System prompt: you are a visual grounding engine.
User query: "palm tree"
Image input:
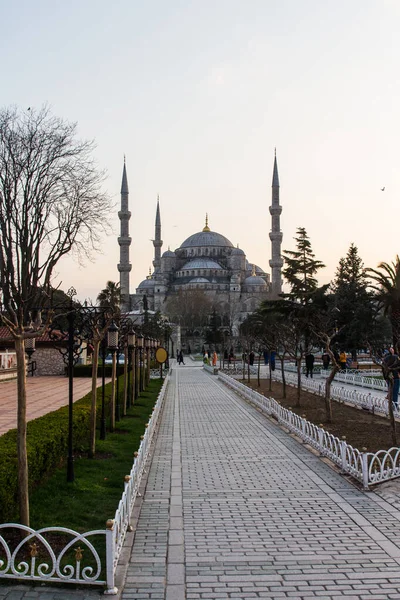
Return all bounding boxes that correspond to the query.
[97,281,121,316]
[368,255,400,351]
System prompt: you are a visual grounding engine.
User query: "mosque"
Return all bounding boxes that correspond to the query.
[117,153,283,341]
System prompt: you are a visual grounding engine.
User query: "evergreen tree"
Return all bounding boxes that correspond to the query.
[282,227,325,304]
[205,309,222,348]
[331,244,374,354]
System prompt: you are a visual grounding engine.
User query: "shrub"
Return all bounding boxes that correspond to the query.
[0,383,111,522]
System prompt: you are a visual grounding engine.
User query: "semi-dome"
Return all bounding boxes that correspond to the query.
[244,275,267,287]
[246,261,263,274]
[137,278,155,289]
[162,249,175,258]
[231,247,245,255]
[180,230,234,249]
[181,259,223,270]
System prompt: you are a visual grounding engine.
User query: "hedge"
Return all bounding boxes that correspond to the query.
[73,364,114,377]
[0,381,113,523]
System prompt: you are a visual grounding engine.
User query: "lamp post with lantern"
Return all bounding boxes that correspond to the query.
[145,338,150,388]
[24,337,36,377]
[127,328,136,409]
[134,333,140,401]
[137,334,144,393]
[100,320,119,440]
[107,320,119,433]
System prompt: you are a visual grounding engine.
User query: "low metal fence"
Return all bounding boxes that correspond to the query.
[217,371,400,489]
[0,373,170,594]
[273,369,397,417]
[320,369,386,391]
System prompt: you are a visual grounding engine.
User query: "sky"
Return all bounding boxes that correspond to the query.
[1,0,399,301]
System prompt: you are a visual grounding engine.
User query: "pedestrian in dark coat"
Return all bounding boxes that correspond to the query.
[305,353,315,378]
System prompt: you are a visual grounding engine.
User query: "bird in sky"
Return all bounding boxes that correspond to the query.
[381,187,385,191]
[27,107,31,111]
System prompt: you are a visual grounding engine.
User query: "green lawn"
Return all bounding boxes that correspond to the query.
[29,378,163,532]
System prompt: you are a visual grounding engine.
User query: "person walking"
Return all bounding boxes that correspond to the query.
[212,351,218,366]
[339,350,347,371]
[305,352,315,378]
[177,350,185,365]
[322,351,330,370]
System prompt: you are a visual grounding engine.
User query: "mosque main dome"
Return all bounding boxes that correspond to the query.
[178,213,234,250]
[180,230,234,249]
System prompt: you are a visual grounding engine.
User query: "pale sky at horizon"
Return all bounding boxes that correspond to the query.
[2,0,399,301]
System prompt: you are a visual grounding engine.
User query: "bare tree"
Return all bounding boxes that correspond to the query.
[316,329,341,423]
[0,105,112,525]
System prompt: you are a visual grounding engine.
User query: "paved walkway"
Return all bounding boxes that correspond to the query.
[121,365,400,599]
[0,376,108,435]
[3,366,400,598]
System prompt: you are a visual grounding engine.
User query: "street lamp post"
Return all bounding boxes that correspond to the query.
[24,337,36,377]
[48,287,84,482]
[137,334,144,393]
[134,334,140,401]
[107,320,119,433]
[100,331,107,441]
[115,343,121,422]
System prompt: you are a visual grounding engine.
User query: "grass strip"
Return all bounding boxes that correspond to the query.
[29,378,163,531]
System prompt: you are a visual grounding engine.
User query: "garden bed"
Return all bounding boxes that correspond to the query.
[244,378,400,453]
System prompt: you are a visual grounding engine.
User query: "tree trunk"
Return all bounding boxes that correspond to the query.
[324,365,338,424]
[257,353,261,387]
[134,348,139,400]
[123,351,128,416]
[296,359,302,407]
[247,357,250,384]
[110,353,116,432]
[280,356,286,399]
[131,348,136,406]
[147,347,151,387]
[89,340,100,458]
[15,337,29,526]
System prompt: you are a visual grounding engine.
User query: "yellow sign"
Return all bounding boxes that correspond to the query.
[155,347,168,364]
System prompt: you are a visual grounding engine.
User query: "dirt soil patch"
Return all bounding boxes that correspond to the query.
[243,378,400,453]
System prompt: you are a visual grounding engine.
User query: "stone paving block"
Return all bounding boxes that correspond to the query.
[167,562,185,584]
[165,583,185,600]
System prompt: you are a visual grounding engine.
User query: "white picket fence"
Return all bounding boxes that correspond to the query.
[217,371,400,489]
[0,373,170,594]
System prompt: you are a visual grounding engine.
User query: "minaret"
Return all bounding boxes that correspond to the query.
[269,150,283,298]
[117,158,132,312]
[152,196,162,271]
